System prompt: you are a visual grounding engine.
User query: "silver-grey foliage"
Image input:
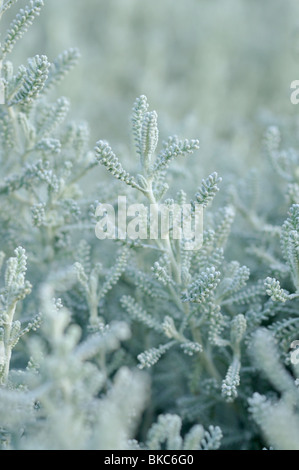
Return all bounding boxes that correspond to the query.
[0,0,299,451]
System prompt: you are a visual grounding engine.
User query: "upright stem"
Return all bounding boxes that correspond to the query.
[146,183,181,284]
[189,316,221,382]
[8,106,22,152]
[0,302,17,386]
[144,179,221,381]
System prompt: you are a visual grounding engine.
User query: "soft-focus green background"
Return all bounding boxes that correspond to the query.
[3,0,299,179]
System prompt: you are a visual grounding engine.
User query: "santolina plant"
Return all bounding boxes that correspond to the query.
[0,0,299,451]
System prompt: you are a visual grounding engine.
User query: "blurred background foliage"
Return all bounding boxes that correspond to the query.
[3,0,299,195]
[2,1,299,449]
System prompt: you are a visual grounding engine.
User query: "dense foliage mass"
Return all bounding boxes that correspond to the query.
[1,0,299,450]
